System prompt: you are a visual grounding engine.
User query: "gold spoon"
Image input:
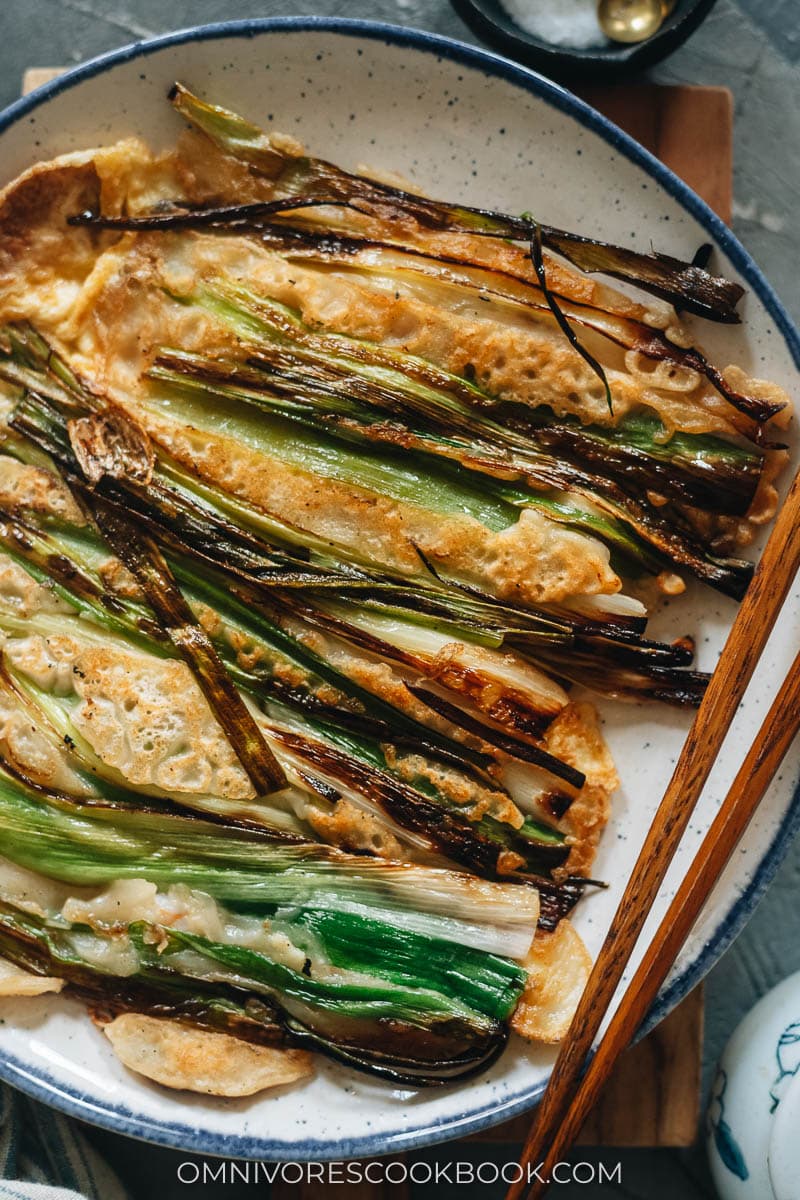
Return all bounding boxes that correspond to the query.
[597,0,677,44]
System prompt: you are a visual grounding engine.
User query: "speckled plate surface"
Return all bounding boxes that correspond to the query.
[0,16,798,1162]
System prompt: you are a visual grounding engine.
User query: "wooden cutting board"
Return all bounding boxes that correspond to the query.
[20,69,728,1173]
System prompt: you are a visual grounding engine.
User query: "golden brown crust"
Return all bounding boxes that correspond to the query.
[5,633,252,799]
[101,1013,313,1096]
[543,702,618,879]
[160,120,661,322]
[0,958,64,997]
[511,920,591,1043]
[304,796,409,859]
[0,551,71,619]
[0,685,89,795]
[135,407,619,607]
[0,153,108,331]
[72,645,254,798]
[0,457,85,524]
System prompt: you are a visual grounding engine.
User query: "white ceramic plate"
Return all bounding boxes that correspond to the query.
[0,17,798,1161]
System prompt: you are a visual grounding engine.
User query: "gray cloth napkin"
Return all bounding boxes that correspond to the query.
[0,1085,128,1200]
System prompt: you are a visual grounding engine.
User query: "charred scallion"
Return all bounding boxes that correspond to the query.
[76,84,747,326]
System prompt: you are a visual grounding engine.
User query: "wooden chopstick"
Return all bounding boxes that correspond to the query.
[507,466,800,1200]
[517,643,800,1196]
[519,647,800,1198]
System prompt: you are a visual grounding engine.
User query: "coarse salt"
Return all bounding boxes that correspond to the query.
[500,0,608,49]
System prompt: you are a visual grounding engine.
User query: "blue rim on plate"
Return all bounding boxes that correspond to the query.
[0,14,798,1161]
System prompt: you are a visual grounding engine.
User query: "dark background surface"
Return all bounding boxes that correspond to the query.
[1,2,798,1196]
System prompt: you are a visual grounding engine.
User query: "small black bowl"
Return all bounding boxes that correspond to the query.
[451,0,719,83]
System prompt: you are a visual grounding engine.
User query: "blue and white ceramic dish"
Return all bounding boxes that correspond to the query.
[0,16,797,1163]
[708,971,800,1200]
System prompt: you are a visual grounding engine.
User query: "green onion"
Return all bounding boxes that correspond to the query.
[0,342,710,705]
[0,767,542,953]
[150,85,749,327]
[148,287,753,599]
[0,887,522,1084]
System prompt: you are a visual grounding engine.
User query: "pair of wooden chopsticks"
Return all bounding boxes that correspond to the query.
[507,467,800,1200]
